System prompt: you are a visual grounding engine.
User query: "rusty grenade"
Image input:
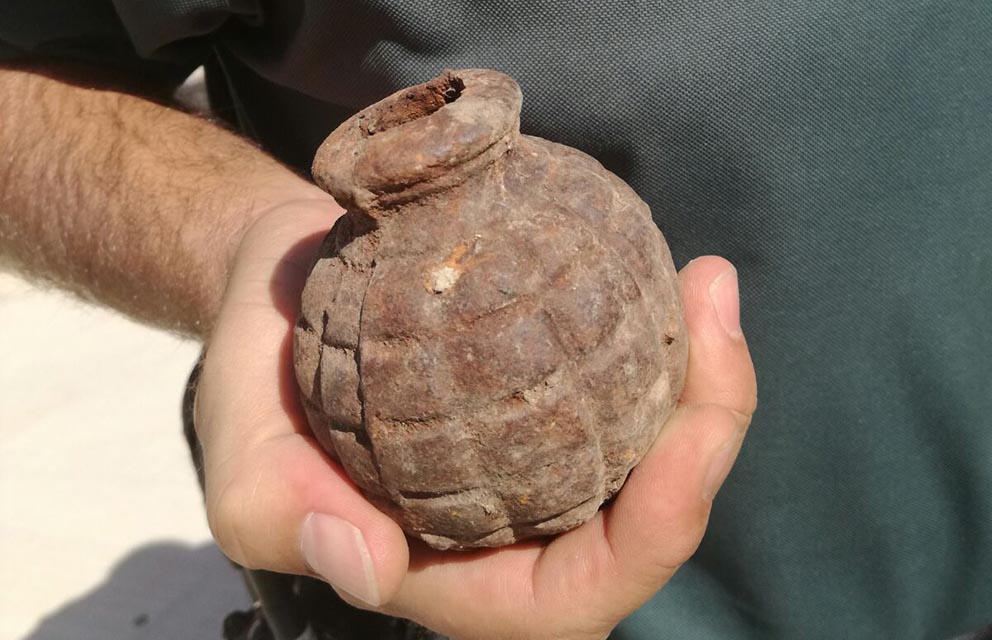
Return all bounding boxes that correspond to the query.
[293,69,687,550]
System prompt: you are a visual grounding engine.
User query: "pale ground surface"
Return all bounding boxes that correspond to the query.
[0,272,250,640]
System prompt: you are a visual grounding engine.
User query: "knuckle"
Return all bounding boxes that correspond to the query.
[684,402,752,435]
[653,489,712,570]
[731,405,755,430]
[668,510,709,566]
[205,469,259,569]
[647,507,708,578]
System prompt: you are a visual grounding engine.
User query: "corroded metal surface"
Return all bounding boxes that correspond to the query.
[295,69,687,550]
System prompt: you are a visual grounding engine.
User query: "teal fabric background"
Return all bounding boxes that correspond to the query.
[3,1,990,637]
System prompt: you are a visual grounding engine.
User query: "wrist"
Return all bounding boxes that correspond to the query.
[221,177,332,277]
[199,181,342,338]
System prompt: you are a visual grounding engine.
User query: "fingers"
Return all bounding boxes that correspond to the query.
[518,256,755,618]
[595,403,745,595]
[588,255,756,607]
[194,206,410,607]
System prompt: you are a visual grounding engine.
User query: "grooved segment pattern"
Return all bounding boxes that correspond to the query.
[322,268,368,350]
[478,395,600,523]
[371,418,484,494]
[327,429,385,498]
[317,344,362,430]
[398,488,510,539]
[292,325,322,403]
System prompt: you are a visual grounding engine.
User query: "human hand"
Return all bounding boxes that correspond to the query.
[196,202,757,640]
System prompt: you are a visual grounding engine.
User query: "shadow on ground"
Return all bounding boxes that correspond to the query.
[24,541,250,640]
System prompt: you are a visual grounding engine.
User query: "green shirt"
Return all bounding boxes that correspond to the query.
[3,2,990,637]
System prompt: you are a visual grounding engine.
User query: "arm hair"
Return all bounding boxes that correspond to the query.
[0,64,331,337]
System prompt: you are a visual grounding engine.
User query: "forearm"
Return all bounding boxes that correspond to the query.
[0,64,331,337]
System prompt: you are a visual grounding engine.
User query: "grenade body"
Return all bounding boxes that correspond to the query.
[294,70,687,550]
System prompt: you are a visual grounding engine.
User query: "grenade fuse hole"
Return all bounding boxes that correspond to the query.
[361,73,464,136]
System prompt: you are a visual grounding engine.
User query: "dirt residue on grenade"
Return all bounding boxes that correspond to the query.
[295,69,687,550]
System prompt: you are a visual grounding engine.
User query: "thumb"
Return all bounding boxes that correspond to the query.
[198,422,410,608]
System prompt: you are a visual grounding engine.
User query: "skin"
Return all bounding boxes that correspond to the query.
[0,64,757,640]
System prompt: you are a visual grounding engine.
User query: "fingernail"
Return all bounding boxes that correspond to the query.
[300,513,381,606]
[709,267,743,339]
[703,431,743,501]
